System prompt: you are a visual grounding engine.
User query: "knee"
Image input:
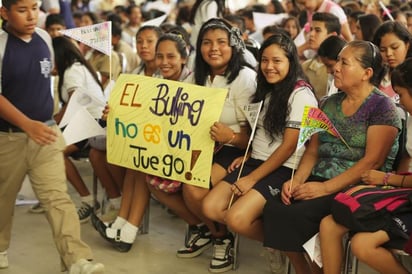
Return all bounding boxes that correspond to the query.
[319,215,336,236]
[202,195,219,220]
[351,234,371,260]
[225,209,244,233]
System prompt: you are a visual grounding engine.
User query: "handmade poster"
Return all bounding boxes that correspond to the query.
[107,74,228,188]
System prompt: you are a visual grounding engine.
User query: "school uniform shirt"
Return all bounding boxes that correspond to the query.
[186,66,257,133]
[302,57,328,100]
[61,62,105,118]
[0,28,54,128]
[251,84,318,168]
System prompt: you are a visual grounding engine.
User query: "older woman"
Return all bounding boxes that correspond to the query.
[320,57,412,274]
[263,40,402,274]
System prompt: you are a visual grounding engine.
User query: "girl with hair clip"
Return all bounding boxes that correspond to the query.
[320,57,412,274]
[145,32,196,225]
[88,25,163,225]
[264,40,401,274]
[372,21,412,101]
[132,25,163,77]
[181,18,257,273]
[52,36,107,223]
[202,32,317,272]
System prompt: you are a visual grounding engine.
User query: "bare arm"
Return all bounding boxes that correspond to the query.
[281,134,319,204]
[292,125,398,200]
[210,123,250,150]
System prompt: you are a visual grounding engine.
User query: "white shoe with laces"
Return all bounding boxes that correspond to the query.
[69,259,104,274]
[209,233,234,273]
[0,250,8,269]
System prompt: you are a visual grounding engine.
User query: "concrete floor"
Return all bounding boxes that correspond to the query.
[2,160,409,274]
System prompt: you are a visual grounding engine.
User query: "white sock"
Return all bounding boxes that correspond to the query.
[80,195,94,206]
[109,216,127,229]
[106,222,138,243]
[108,196,122,209]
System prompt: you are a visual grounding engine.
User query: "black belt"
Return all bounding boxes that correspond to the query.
[0,126,24,133]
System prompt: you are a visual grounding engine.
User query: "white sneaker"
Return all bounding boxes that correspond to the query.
[0,250,8,269]
[69,259,104,274]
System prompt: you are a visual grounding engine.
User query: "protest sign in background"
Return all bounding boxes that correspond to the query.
[107,75,228,188]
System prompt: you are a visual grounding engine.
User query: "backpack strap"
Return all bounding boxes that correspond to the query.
[294,80,312,90]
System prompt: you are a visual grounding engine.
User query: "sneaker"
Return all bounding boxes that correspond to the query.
[209,233,234,273]
[69,259,104,274]
[28,202,45,214]
[264,248,287,274]
[78,202,100,224]
[176,224,212,258]
[0,251,8,269]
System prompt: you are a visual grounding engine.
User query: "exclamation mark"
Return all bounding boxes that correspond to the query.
[185,150,201,180]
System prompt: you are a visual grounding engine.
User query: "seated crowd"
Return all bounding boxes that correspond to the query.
[3,0,412,273]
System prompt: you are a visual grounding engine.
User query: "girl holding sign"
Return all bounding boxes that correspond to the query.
[180,18,257,273]
[202,32,317,269]
[91,31,193,253]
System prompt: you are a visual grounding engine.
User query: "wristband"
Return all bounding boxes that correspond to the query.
[383,172,391,186]
[401,175,406,187]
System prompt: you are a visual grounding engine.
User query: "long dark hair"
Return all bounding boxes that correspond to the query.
[52,36,103,103]
[193,18,246,86]
[373,21,412,61]
[189,0,226,24]
[391,57,412,94]
[254,33,313,139]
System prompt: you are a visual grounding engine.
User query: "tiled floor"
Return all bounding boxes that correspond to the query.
[3,160,410,274]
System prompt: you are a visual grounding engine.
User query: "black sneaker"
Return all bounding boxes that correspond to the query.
[176,224,212,258]
[78,201,100,223]
[209,233,234,273]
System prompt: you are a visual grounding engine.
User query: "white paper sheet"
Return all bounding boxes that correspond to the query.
[59,88,106,128]
[62,108,106,146]
[303,233,323,267]
[253,12,288,30]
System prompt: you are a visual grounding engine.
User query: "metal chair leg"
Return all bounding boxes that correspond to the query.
[139,204,150,234]
[232,233,240,270]
[343,238,351,274]
[92,171,99,211]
